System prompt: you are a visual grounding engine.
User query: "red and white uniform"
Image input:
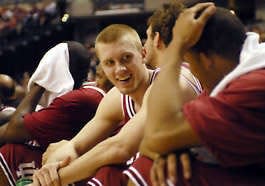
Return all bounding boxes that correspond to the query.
[125,68,265,186]
[0,85,106,185]
[123,65,203,186]
[88,66,202,186]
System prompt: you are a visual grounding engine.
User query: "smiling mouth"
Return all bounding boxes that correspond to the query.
[117,75,131,82]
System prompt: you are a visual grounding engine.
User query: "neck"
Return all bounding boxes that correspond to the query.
[206,58,237,92]
[127,68,152,112]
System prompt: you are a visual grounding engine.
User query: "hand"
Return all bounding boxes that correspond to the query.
[28,157,70,186]
[42,140,77,165]
[150,153,192,186]
[170,2,216,54]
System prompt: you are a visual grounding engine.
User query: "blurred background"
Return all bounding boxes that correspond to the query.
[0,0,264,83]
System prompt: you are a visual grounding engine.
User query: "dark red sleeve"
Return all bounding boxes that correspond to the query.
[183,70,265,167]
[23,88,103,149]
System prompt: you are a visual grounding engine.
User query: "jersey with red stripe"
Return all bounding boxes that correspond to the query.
[88,66,202,186]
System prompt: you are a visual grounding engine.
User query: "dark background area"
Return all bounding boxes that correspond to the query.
[0,0,263,82]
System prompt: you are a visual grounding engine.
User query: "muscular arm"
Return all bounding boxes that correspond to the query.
[71,87,124,155]
[43,87,124,164]
[41,88,126,182]
[59,108,146,184]
[140,69,201,158]
[0,84,45,144]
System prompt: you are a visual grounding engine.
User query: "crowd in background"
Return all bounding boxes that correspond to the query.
[0,0,60,49]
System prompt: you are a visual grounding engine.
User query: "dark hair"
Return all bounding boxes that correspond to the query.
[183,0,246,63]
[147,0,184,46]
[193,7,246,63]
[67,41,91,89]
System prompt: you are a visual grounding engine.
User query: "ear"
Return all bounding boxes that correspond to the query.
[199,52,214,70]
[141,47,147,64]
[153,32,164,49]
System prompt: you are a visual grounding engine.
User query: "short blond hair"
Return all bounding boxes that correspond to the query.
[95,24,142,56]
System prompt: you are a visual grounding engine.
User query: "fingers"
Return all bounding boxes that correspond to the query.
[167,154,177,184]
[150,163,159,186]
[31,173,41,186]
[59,156,71,169]
[31,162,62,186]
[50,167,61,186]
[156,158,167,186]
[194,3,216,24]
[150,157,167,186]
[180,153,191,179]
[42,151,48,165]
[190,2,215,12]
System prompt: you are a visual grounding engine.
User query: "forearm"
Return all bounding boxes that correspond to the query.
[141,117,200,157]
[59,137,133,185]
[0,84,45,143]
[13,84,45,117]
[71,118,119,156]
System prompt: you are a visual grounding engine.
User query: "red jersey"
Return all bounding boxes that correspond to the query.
[120,69,265,186]
[184,69,265,167]
[24,86,105,149]
[0,85,105,185]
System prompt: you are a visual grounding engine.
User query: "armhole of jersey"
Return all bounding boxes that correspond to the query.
[180,65,202,95]
[121,94,125,119]
[149,68,160,84]
[121,94,136,119]
[82,85,106,97]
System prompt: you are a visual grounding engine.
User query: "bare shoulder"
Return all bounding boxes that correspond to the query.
[179,63,201,102]
[95,87,123,122]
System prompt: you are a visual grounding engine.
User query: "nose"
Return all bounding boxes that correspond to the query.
[115,64,127,73]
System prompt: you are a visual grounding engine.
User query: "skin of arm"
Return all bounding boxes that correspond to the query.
[57,62,200,185]
[32,62,202,185]
[58,106,147,185]
[42,87,124,165]
[53,88,152,184]
[140,3,216,157]
[0,83,45,145]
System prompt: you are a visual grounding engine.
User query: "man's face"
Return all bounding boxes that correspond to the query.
[97,39,146,95]
[143,26,156,69]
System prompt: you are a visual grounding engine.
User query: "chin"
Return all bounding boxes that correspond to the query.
[119,87,135,95]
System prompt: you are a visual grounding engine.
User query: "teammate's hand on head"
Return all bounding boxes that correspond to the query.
[30,157,70,186]
[171,2,216,54]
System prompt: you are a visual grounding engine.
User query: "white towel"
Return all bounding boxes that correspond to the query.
[210,32,265,97]
[28,43,74,108]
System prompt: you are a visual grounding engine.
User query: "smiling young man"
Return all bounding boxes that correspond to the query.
[28,24,200,186]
